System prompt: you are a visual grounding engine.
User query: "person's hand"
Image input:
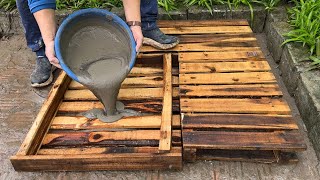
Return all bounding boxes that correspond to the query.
[45,40,61,69]
[130,26,143,53]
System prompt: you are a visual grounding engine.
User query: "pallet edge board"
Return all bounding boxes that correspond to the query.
[15,72,71,156]
[182,130,307,151]
[10,151,183,171]
[159,53,173,153]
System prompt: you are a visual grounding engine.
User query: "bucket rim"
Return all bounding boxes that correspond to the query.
[54,8,137,82]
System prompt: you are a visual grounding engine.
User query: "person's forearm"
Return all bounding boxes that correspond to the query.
[122,0,141,22]
[33,9,56,45]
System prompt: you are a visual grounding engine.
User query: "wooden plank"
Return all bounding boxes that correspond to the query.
[195,149,278,163]
[129,66,179,76]
[10,151,182,171]
[176,33,256,43]
[159,54,172,152]
[129,66,163,76]
[182,130,307,151]
[37,147,181,155]
[182,114,298,130]
[179,51,264,62]
[41,130,181,147]
[160,26,252,34]
[141,44,260,53]
[16,72,71,156]
[179,61,271,73]
[179,84,283,97]
[64,87,180,101]
[179,72,276,85]
[157,20,249,27]
[68,76,179,89]
[58,100,180,113]
[51,115,181,130]
[180,98,291,114]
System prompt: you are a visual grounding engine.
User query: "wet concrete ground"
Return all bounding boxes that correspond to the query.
[0,34,320,180]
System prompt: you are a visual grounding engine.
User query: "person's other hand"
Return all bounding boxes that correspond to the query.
[45,41,61,69]
[130,26,143,53]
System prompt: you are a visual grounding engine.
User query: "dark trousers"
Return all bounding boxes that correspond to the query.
[16,0,158,57]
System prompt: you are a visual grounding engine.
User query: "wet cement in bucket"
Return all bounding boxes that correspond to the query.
[62,18,140,122]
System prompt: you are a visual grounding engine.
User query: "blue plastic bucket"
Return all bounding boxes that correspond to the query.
[54,8,136,82]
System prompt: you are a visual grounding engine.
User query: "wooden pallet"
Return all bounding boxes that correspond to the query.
[141,20,307,163]
[11,20,307,171]
[10,54,182,171]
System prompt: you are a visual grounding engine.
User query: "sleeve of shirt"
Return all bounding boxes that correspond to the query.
[28,0,56,14]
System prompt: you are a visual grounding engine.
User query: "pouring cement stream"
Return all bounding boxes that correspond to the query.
[62,18,140,122]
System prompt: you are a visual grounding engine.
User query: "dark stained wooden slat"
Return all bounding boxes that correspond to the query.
[179,61,271,73]
[37,147,182,155]
[64,87,180,101]
[179,72,276,85]
[157,20,249,27]
[68,76,179,89]
[10,152,182,171]
[180,98,291,114]
[141,43,260,53]
[179,84,282,97]
[176,33,256,43]
[51,115,181,130]
[179,51,264,62]
[160,26,252,34]
[182,114,298,130]
[58,99,180,114]
[41,130,181,148]
[183,131,306,151]
[195,150,298,163]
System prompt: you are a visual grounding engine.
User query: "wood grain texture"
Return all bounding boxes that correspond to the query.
[180,98,291,114]
[195,150,298,163]
[11,152,182,171]
[180,61,271,73]
[182,114,298,130]
[179,84,282,97]
[141,44,260,53]
[41,130,181,147]
[51,115,181,130]
[16,72,71,156]
[160,26,252,34]
[37,147,182,155]
[58,100,180,114]
[176,33,256,43]
[159,54,172,152]
[68,76,179,89]
[179,51,264,62]
[64,87,180,101]
[179,72,276,85]
[183,130,307,151]
[157,20,249,27]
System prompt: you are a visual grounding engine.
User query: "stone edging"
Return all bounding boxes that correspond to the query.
[264,6,320,160]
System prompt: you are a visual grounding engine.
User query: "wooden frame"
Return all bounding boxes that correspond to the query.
[10,54,182,171]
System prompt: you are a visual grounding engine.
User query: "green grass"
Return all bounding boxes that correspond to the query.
[56,0,122,10]
[0,0,15,11]
[282,0,320,70]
